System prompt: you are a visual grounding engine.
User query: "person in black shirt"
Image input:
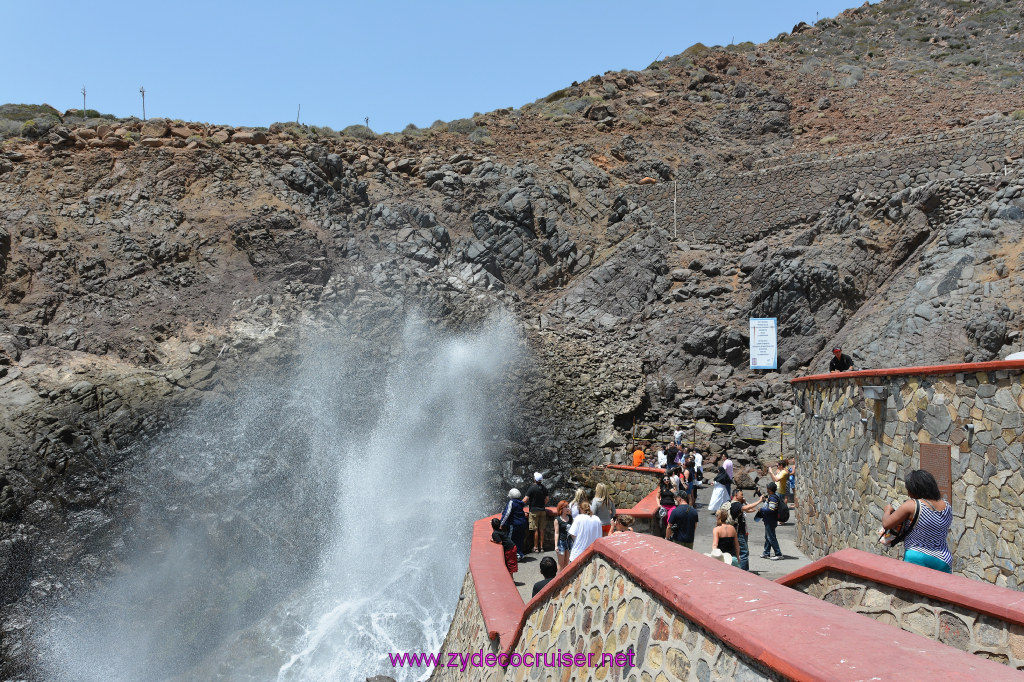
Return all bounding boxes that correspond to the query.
[829,346,855,372]
[532,556,557,596]
[666,492,699,548]
[523,472,549,553]
[729,489,762,571]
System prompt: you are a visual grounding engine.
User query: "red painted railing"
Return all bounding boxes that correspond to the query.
[791,359,1024,384]
[777,547,1024,628]
[470,532,1011,679]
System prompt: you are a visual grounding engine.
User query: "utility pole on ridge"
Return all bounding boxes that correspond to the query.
[81,87,86,114]
[139,86,146,121]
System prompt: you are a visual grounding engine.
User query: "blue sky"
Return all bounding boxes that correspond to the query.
[2,1,860,133]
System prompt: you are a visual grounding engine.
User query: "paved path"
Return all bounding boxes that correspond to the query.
[513,497,811,602]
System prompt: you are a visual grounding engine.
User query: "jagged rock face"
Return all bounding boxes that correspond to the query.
[2,0,1024,677]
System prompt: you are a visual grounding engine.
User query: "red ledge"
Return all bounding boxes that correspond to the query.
[604,464,667,474]
[514,534,1011,680]
[777,548,1024,628]
[469,515,525,645]
[791,359,1024,384]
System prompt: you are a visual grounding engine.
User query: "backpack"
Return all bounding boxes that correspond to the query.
[778,499,790,524]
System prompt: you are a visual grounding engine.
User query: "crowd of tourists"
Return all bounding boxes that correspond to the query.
[490,474,638,581]
[491,444,953,584]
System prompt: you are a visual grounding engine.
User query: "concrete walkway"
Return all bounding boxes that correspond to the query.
[514,497,811,602]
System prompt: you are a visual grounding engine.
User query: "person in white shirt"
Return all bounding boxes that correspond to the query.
[673,427,684,445]
[568,501,603,562]
[656,445,668,469]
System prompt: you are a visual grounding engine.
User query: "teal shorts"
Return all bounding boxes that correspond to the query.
[904,549,952,573]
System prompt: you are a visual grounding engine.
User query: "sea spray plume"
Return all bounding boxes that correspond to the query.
[277,313,522,681]
[34,314,522,682]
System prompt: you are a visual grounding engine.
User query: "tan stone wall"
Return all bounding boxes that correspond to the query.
[509,556,776,682]
[791,570,1024,670]
[431,571,503,682]
[792,367,1024,588]
[576,466,662,508]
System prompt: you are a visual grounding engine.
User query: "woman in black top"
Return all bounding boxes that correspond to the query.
[658,477,676,533]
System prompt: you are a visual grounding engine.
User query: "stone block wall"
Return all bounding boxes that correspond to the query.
[790,361,1024,589]
[431,571,502,682]
[625,121,1024,245]
[509,555,774,681]
[576,465,664,508]
[431,532,1010,681]
[790,570,1024,670]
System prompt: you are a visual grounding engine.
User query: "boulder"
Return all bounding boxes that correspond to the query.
[140,118,170,138]
[233,130,268,145]
[211,130,231,144]
[734,410,764,441]
[140,137,164,147]
[169,126,193,139]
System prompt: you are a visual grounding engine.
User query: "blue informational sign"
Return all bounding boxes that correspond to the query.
[749,318,778,370]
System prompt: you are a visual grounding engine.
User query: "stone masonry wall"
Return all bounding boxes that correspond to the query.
[430,571,503,682]
[790,570,1024,670]
[791,366,1024,589]
[509,555,775,682]
[576,465,663,509]
[626,121,1024,244]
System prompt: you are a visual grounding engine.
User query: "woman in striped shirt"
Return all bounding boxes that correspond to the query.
[882,470,953,573]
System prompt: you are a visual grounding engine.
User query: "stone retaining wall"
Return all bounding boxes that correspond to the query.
[510,555,774,681]
[626,121,1024,244]
[790,361,1024,589]
[430,571,502,682]
[791,570,1024,669]
[575,464,664,508]
[430,532,1009,681]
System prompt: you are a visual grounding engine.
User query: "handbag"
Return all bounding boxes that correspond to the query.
[878,501,919,549]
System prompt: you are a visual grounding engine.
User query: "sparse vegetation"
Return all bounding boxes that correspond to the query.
[341,124,376,140]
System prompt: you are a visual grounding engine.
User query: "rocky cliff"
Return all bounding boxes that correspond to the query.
[2,0,1024,677]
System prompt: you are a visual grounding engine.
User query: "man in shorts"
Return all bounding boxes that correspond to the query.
[524,472,549,553]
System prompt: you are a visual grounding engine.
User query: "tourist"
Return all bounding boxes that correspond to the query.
[770,457,789,501]
[730,489,761,571]
[707,459,732,512]
[553,500,573,572]
[666,492,699,549]
[591,483,616,536]
[711,507,739,558]
[667,466,682,499]
[658,476,676,531]
[883,470,952,573]
[500,487,529,560]
[665,442,680,467]
[759,482,783,560]
[656,444,668,470]
[610,514,635,533]
[829,346,855,372]
[569,487,587,518]
[632,447,646,467]
[490,529,518,576]
[673,426,684,445]
[683,455,697,506]
[786,457,795,504]
[523,472,549,554]
[568,501,603,562]
[532,556,557,596]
